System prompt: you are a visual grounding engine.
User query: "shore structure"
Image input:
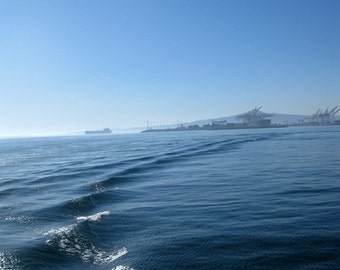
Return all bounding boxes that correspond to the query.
[308,106,340,125]
[142,107,286,133]
[142,106,340,133]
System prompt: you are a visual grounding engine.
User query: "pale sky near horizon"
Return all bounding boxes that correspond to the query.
[0,0,339,136]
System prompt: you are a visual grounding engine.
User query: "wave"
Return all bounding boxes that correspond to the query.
[0,131,284,269]
[25,188,133,223]
[86,133,281,192]
[30,134,280,222]
[4,210,130,269]
[3,133,282,218]
[43,210,128,265]
[2,129,339,269]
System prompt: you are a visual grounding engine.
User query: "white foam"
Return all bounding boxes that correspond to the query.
[0,251,20,269]
[42,216,127,266]
[94,247,128,265]
[43,224,75,236]
[76,211,110,222]
[92,182,120,192]
[113,265,135,270]
[5,215,35,224]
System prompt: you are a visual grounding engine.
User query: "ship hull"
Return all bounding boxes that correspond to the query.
[85,128,112,135]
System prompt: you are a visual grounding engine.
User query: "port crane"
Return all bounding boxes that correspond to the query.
[236,106,274,127]
[311,106,340,123]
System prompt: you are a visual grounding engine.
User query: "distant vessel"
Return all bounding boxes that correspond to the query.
[85,128,112,135]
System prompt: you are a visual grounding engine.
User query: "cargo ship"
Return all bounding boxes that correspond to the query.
[85,128,112,135]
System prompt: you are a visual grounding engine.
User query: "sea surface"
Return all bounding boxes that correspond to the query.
[1,126,340,270]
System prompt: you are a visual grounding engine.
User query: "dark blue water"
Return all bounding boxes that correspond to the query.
[1,126,340,270]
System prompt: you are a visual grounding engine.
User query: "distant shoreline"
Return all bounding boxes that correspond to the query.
[141,123,288,133]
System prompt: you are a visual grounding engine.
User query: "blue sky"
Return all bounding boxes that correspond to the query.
[0,0,339,136]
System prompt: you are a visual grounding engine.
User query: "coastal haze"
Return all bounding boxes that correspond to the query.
[1,0,339,137]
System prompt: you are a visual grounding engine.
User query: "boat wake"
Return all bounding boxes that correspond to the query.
[43,211,128,265]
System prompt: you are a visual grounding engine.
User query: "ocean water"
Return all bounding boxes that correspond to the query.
[0,126,339,270]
